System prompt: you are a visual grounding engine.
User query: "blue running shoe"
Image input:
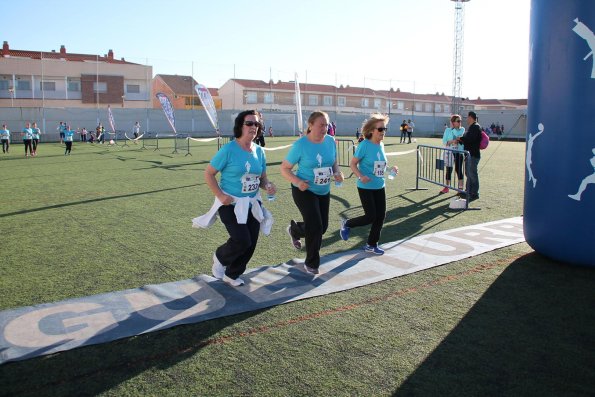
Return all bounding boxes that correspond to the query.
[340,219,350,241]
[363,244,385,255]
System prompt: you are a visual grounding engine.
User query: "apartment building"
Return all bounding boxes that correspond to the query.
[218,78,480,116]
[0,41,152,108]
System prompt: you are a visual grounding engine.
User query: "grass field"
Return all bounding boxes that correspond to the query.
[0,136,593,396]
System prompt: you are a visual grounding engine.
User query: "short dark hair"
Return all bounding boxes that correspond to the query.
[233,110,260,138]
[468,111,478,121]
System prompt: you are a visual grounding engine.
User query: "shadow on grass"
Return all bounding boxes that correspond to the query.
[393,252,595,397]
[0,183,203,218]
[329,191,458,250]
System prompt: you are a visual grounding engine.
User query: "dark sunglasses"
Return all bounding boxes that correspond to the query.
[376,127,388,132]
[453,120,461,123]
[243,121,261,127]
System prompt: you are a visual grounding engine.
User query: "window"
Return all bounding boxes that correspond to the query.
[444,104,450,113]
[308,95,318,106]
[323,96,332,106]
[185,97,201,106]
[293,94,304,105]
[337,96,346,107]
[68,80,80,92]
[93,82,107,93]
[435,104,442,113]
[245,91,257,104]
[41,81,56,91]
[126,84,140,94]
[264,92,274,104]
[374,99,382,109]
[16,80,30,90]
[0,80,8,90]
[415,102,422,112]
[425,103,432,112]
[397,101,404,110]
[361,98,369,108]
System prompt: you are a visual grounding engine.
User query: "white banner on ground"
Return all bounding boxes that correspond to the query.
[194,84,219,133]
[0,217,524,364]
[262,144,292,151]
[156,92,177,134]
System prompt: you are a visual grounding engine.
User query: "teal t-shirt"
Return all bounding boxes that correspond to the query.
[442,127,465,150]
[22,128,33,140]
[64,130,75,142]
[210,140,266,198]
[354,139,387,190]
[285,134,337,196]
[0,129,9,141]
[32,128,40,140]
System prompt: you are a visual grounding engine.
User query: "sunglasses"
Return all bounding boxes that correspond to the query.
[376,127,388,132]
[243,121,261,127]
[453,120,461,123]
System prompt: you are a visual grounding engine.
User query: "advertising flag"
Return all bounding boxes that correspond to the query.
[194,84,219,133]
[156,92,177,134]
[107,105,116,133]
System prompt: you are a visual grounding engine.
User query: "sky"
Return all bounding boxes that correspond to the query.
[4,0,531,99]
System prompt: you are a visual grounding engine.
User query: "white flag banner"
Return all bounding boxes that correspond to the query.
[107,105,116,133]
[295,73,303,134]
[194,84,219,133]
[156,92,177,134]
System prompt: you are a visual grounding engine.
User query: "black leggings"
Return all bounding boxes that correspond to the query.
[216,204,261,279]
[65,141,73,154]
[346,187,386,246]
[290,186,330,269]
[23,139,32,154]
[446,153,464,182]
[32,138,39,152]
[1,139,8,153]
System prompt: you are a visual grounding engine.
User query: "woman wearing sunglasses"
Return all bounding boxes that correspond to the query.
[281,111,344,275]
[441,114,465,194]
[198,110,276,287]
[339,113,396,255]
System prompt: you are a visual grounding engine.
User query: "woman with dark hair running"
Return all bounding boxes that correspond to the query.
[197,110,276,287]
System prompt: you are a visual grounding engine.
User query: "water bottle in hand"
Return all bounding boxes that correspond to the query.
[334,172,343,187]
[265,182,276,201]
[387,166,398,180]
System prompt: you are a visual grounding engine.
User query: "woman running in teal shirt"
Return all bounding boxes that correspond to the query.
[21,122,33,157]
[281,111,344,274]
[340,113,397,255]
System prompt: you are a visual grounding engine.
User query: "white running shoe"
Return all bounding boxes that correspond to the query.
[223,275,244,287]
[212,253,225,279]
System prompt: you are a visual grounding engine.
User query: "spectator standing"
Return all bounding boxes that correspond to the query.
[441,114,465,194]
[133,121,141,139]
[57,121,66,144]
[406,119,414,143]
[400,120,408,143]
[457,111,482,201]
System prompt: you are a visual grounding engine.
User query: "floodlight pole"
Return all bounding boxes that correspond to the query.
[451,0,470,116]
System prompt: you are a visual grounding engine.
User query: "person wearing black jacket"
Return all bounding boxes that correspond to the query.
[457,111,482,201]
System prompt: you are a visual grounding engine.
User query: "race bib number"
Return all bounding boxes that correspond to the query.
[241,173,260,193]
[313,167,333,185]
[373,161,387,178]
